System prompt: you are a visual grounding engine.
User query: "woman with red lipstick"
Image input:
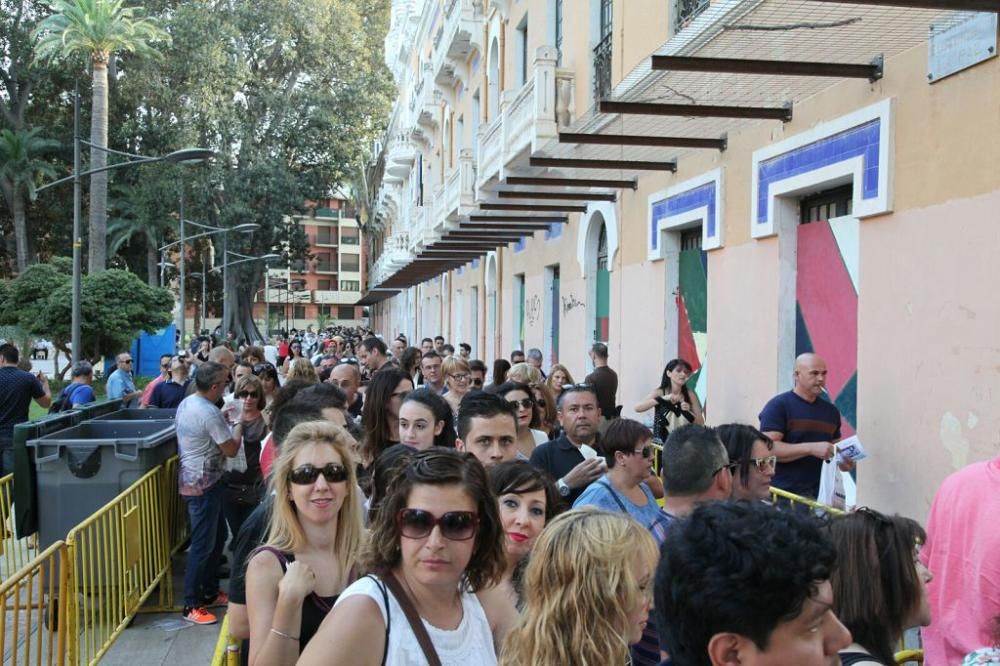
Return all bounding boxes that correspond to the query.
[500,507,659,666]
[244,421,364,665]
[486,461,562,609]
[300,449,516,666]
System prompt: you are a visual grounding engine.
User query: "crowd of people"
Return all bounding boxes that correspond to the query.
[1,326,998,665]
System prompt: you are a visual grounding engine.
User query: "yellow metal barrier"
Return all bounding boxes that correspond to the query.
[651,442,663,477]
[769,486,845,516]
[1,473,39,579]
[64,463,174,665]
[162,456,190,555]
[210,615,242,666]
[0,540,68,666]
[895,649,923,664]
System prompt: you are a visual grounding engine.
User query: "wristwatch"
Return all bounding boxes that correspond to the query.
[556,478,571,497]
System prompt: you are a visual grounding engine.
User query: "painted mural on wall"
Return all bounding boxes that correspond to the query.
[678,248,708,405]
[796,218,859,436]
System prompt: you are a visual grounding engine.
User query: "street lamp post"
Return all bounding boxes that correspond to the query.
[36,87,213,364]
[210,251,280,339]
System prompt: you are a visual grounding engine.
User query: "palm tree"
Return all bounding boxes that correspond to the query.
[107,192,168,286]
[0,128,59,273]
[32,0,169,274]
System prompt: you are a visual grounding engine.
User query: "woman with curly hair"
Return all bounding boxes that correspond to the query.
[300,449,517,665]
[500,507,659,666]
[244,421,364,664]
[286,358,320,385]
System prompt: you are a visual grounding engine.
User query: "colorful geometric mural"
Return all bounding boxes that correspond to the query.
[677,247,707,404]
[796,218,859,435]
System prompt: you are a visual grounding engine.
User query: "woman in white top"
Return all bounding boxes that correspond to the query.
[492,381,548,460]
[299,449,517,666]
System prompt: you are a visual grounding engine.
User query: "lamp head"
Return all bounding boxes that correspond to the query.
[233,223,260,233]
[164,148,215,164]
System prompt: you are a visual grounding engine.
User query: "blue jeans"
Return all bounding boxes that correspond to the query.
[182,481,228,608]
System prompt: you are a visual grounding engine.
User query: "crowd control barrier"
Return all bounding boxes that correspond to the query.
[769,486,845,516]
[1,473,38,581]
[210,615,241,666]
[0,540,68,665]
[1,454,188,665]
[895,649,924,664]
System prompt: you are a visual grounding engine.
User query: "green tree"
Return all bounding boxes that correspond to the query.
[32,0,169,274]
[0,258,173,371]
[0,127,58,272]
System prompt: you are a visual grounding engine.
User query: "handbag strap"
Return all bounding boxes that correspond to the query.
[598,480,630,514]
[381,570,443,666]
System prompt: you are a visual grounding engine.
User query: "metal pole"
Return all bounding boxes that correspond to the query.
[71,83,82,365]
[222,236,229,339]
[178,190,186,348]
[201,261,207,331]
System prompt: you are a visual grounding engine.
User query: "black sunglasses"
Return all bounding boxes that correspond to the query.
[236,391,260,399]
[288,463,348,485]
[627,445,653,459]
[396,508,479,541]
[561,382,593,393]
[508,397,535,410]
[254,363,276,374]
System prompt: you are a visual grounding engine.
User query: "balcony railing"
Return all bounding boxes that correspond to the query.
[593,34,613,101]
[476,117,504,190]
[675,0,711,34]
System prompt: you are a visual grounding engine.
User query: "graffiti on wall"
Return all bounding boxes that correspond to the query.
[525,295,541,327]
[562,294,584,314]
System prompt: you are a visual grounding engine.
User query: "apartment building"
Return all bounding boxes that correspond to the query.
[255,198,366,332]
[362,0,1000,519]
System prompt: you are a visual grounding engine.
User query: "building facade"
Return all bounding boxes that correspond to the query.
[363,0,1000,519]
[253,199,367,332]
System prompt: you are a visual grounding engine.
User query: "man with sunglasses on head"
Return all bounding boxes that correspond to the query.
[633,423,734,666]
[175,361,244,626]
[529,384,605,505]
[107,351,141,407]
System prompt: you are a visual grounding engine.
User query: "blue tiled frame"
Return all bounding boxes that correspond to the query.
[647,169,724,259]
[751,99,894,239]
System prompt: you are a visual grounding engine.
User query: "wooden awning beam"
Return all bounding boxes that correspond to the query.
[497,190,616,202]
[529,157,677,172]
[468,214,569,223]
[506,176,638,189]
[651,55,883,82]
[804,0,998,11]
[559,132,726,150]
[600,100,792,122]
[480,202,589,213]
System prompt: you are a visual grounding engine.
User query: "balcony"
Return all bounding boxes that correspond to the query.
[416,65,444,130]
[264,289,312,304]
[385,135,417,179]
[476,46,568,191]
[314,290,360,305]
[432,0,484,89]
[674,0,711,34]
[593,34,612,101]
[443,149,476,221]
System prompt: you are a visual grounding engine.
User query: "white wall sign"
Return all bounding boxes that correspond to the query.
[928,13,997,83]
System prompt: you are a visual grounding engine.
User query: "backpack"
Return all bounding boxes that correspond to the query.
[48,384,85,414]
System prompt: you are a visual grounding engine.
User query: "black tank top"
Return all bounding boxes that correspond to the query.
[253,546,339,652]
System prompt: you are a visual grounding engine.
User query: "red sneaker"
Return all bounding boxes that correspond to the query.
[182,607,217,625]
[202,591,229,608]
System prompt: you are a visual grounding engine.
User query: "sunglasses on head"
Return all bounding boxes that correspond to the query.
[338,357,360,366]
[561,382,593,393]
[288,462,348,485]
[254,363,276,374]
[396,508,479,541]
[508,397,535,410]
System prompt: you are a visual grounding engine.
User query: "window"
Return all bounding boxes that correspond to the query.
[318,305,332,316]
[316,226,336,245]
[471,92,481,157]
[341,254,360,272]
[315,253,333,272]
[337,306,356,320]
[341,280,361,292]
[680,228,703,251]
[318,279,332,291]
[293,305,306,319]
[593,0,613,100]
[600,0,613,40]
[675,0,711,34]
[457,116,465,154]
[341,227,360,245]
[800,185,853,223]
[516,18,528,88]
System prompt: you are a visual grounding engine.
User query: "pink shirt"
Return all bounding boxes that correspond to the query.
[140,374,166,407]
[259,431,275,479]
[920,456,1000,666]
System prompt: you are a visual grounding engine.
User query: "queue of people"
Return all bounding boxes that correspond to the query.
[4,322,994,665]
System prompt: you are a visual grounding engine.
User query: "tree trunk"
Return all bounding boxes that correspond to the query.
[229,282,266,344]
[146,242,158,286]
[88,58,109,274]
[13,191,29,274]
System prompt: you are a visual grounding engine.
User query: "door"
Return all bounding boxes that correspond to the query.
[795,190,858,435]
[677,228,707,398]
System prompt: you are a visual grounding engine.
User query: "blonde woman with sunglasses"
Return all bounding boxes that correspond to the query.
[244,421,363,665]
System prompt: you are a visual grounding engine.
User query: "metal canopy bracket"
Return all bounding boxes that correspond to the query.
[599,100,793,122]
[651,54,884,82]
[529,156,677,172]
[559,132,726,150]
[497,190,616,202]
[480,202,590,212]
[506,176,638,190]
[804,0,999,11]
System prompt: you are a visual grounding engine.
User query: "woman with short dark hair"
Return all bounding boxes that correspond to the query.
[716,423,776,502]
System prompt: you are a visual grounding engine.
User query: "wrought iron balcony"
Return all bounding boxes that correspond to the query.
[675,0,710,34]
[593,34,613,102]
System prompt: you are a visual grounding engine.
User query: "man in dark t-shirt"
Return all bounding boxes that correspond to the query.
[0,344,51,475]
[759,353,847,498]
[584,342,618,421]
